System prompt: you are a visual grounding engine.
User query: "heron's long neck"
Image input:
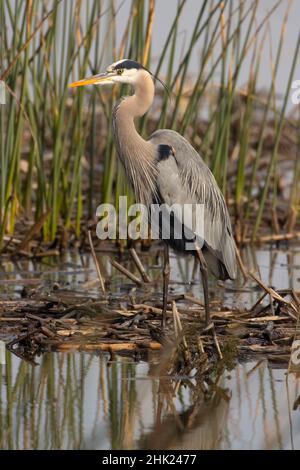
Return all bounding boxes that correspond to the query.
[112,73,158,205]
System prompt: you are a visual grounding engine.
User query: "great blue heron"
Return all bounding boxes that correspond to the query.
[70,59,237,328]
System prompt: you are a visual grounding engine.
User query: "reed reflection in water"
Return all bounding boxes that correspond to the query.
[0,352,299,450]
[0,245,300,449]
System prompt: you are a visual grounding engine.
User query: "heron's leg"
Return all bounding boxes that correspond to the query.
[190,257,198,285]
[162,244,170,328]
[196,248,211,327]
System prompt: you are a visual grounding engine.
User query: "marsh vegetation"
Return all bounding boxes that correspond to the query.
[0,0,300,450]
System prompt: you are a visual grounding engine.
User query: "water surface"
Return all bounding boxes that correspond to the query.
[0,352,299,449]
[0,244,300,449]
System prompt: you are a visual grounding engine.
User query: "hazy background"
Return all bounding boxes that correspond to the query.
[112,0,300,108]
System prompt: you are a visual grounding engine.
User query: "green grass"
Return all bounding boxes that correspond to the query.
[0,0,299,249]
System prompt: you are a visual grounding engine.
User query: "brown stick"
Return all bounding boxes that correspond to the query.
[250,291,268,312]
[57,341,161,352]
[129,248,151,283]
[235,245,248,283]
[133,303,172,316]
[212,329,223,360]
[183,294,204,307]
[88,230,106,294]
[0,318,29,322]
[143,0,155,64]
[111,259,143,286]
[172,301,189,353]
[14,209,51,253]
[243,231,300,244]
[249,271,298,316]
[33,250,60,258]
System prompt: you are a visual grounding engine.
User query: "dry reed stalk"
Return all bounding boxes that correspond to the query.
[57,341,161,352]
[88,230,106,294]
[132,303,172,316]
[235,245,248,283]
[111,259,143,286]
[249,271,298,316]
[14,211,51,254]
[243,232,300,244]
[213,329,223,360]
[143,0,155,65]
[129,248,151,283]
[172,301,190,362]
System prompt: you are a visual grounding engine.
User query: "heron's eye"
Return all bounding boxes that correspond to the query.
[117,69,123,75]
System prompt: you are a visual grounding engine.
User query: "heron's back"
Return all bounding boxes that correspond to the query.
[150,129,237,281]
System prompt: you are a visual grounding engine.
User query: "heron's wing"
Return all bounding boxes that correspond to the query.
[150,129,237,280]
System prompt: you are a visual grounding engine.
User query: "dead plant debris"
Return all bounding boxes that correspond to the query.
[0,271,299,373]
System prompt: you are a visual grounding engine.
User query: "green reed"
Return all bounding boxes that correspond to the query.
[0,0,299,248]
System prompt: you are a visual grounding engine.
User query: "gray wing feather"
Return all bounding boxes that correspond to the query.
[150,129,237,280]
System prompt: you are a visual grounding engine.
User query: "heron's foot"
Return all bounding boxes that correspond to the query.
[203,321,215,333]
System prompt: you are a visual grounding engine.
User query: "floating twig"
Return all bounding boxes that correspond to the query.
[129,248,151,283]
[111,259,143,287]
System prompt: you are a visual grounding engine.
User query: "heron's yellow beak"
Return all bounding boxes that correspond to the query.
[69,72,112,88]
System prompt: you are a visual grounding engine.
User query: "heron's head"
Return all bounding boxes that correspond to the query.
[69,59,155,89]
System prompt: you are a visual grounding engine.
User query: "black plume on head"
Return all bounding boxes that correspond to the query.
[114,60,145,70]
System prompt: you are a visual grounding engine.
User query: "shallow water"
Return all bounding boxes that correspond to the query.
[0,352,299,450]
[0,244,300,449]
